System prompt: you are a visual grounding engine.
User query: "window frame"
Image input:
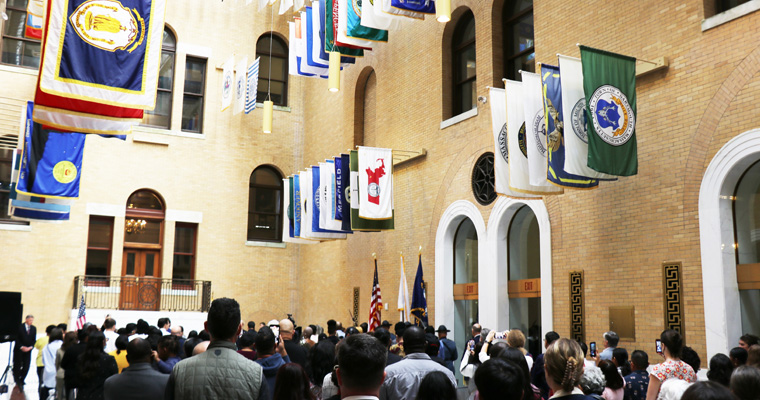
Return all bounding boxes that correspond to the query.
[502,1,534,81]
[453,217,478,284]
[452,11,476,116]
[256,34,289,107]
[172,222,197,287]
[716,0,752,13]
[85,216,115,283]
[247,166,284,243]
[181,56,207,134]
[0,0,42,69]
[142,27,176,130]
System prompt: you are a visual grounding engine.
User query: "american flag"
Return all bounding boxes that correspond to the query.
[368,260,383,332]
[75,295,87,330]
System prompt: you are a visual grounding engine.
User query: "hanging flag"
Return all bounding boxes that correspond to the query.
[350,150,393,231]
[580,45,638,176]
[294,173,303,237]
[319,161,343,231]
[17,102,85,199]
[290,22,315,77]
[24,0,44,39]
[234,57,248,115]
[391,0,434,14]
[295,0,306,11]
[9,148,72,221]
[313,1,356,66]
[382,0,424,20]
[307,5,330,67]
[334,156,345,222]
[410,254,428,327]
[305,167,347,239]
[335,0,374,49]
[345,0,388,43]
[283,178,317,244]
[541,63,599,189]
[75,295,87,330]
[221,56,234,111]
[489,87,537,198]
[280,0,294,14]
[368,259,383,332]
[558,54,617,180]
[245,58,260,114]
[504,80,562,195]
[297,15,329,77]
[259,0,275,11]
[521,71,552,187]
[339,153,352,231]
[358,146,393,220]
[398,254,410,323]
[361,0,400,30]
[323,0,364,57]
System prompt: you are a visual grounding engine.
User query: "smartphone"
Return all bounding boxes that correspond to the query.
[468,339,475,352]
[494,331,506,340]
[655,339,663,355]
[589,341,597,357]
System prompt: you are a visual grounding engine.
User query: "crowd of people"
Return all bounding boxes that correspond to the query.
[9,301,760,400]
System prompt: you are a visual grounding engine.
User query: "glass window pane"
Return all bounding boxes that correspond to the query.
[457,81,474,114]
[456,45,476,82]
[251,167,281,185]
[88,218,113,248]
[142,91,172,128]
[513,15,534,53]
[509,206,540,280]
[181,95,203,132]
[248,214,278,241]
[740,289,760,339]
[508,297,542,356]
[162,29,176,50]
[454,218,478,284]
[85,249,110,276]
[3,9,26,37]
[270,56,286,81]
[172,255,193,280]
[127,190,163,210]
[454,299,478,385]
[2,38,40,68]
[269,81,286,106]
[453,14,474,47]
[124,219,161,244]
[7,0,28,9]
[512,0,532,13]
[126,253,136,275]
[145,253,155,276]
[184,58,206,94]
[158,51,174,90]
[250,187,281,214]
[735,160,760,264]
[174,225,195,253]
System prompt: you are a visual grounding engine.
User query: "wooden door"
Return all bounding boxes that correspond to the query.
[120,250,161,310]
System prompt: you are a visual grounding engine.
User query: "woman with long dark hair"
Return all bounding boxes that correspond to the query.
[496,347,540,400]
[706,353,733,387]
[645,329,697,400]
[76,331,118,400]
[416,371,457,400]
[273,363,316,400]
[307,339,336,399]
[598,360,624,400]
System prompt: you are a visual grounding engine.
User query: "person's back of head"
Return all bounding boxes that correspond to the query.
[424,333,440,357]
[730,365,760,400]
[747,344,760,367]
[79,331,107,380]
[706,353,733,387]
[114,334,129,354]
[77,328,88,342]
[255,326,276,356]
[682,346,701,373]
[49,328,63,342]
[373,328,392,349]
[598,360,623,390]
[103,318,116,330]
[612,347,631,375]
[126,338,152,364]
[327,319,337,335]
[495,347,532,397]
[730,347,748,366]
[206,297,241,341]
[394,322,406,337]
[681,381,734,400]
[473,358,523,400]
[308,340,336,387]
[545,331,560,347]
[158,335,179,357]
[604,331,619,347]
[545,338,585,392]
[416,371,456,400]
[631,350,649,371]
[579,366,605,395]
[660,329,684,358]
[346,327,360,337]
[45,324,56,335]
[488,342,509,359]
[273,363,314,400]
[403,326,426,354]
[125,323,136,335]
[507,329,526,352]
[57,323,67,332]
[157,318,167,328]
[472,323,482,335]
[248,321,256,330]
[198,330,211,341]
[336,333,387,396]
[62,331,78,351]
[136,319,150,334]
[239,331,256,349]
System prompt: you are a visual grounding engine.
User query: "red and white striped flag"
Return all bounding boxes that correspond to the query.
[368,260,383,332]
[75,295,86,330]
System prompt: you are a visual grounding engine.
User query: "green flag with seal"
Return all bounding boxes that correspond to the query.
[580,45,637,176]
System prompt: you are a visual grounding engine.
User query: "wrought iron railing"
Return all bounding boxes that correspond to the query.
[73,276,212,312]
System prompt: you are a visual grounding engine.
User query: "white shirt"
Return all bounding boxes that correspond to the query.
[104,330,119,353]
[42,340,62,388]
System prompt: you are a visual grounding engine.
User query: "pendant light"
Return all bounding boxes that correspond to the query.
[436,0,450,22]
[328,51,340,92]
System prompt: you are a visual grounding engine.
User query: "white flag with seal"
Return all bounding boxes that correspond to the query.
[521,71,551,187]
[358,147,393,220]
[245,58,260,114]
[558,54,617,180]
[361,0,400,30]
[233,57,247,115]
[489,87,536,198]
[320,161,343,231]
[303,169,346,240]
[283,178,318,244]
[505,80,562,195]
[221,56,234,111]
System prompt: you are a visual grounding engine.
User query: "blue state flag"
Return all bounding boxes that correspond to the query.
[334,155,344,221]
[9,148,71,221]
[410,255,428,327]
[312,165,351,234]
[541,64,599,190]
[294,174,302,237]
[17,102,86,199]
[340,153,352,231]
[391,0,435,14]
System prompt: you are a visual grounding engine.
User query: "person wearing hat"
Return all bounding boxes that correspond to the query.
[381,321,396,344]
[437,325,458,375]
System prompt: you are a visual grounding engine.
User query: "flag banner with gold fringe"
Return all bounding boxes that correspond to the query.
[9,148,72,222]
[580,45,638,176]
[557,54,617,180]
[540,63,598,189]
[410,254,428,327]
[350,150,393,231]
[339,153,352,231]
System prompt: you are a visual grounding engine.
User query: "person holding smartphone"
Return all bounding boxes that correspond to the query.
[645,329,697,400]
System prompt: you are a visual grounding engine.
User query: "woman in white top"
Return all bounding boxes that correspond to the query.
[41,328,63,399]
[478,329,533,371]
[645,329,697,400]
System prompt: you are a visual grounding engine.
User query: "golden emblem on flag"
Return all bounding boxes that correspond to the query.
[69,0,145,53]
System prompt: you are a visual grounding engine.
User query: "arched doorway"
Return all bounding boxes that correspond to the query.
[120,190,165,311]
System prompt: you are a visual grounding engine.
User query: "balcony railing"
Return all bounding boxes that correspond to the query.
[73,276,212,312]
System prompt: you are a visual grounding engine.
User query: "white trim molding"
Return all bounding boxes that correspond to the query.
[165,209,203,223]
[699,128,760,360]
[485,196,553,341]
[434,200,488,345]
[440,107,478,130]
[702,0,760,31]
[86,203,125,217]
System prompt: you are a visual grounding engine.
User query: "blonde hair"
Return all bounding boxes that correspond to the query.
[507,329,527,355]
[545,338,584,392]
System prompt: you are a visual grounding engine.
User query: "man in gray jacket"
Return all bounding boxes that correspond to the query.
[165,298,268,400]
[104,338,168,400]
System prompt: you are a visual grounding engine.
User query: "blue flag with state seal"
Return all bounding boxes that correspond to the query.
[410,255,428,327]
[38,0,167,110]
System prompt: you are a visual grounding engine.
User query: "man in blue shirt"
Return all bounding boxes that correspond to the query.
[155,335,181,374]
[624,350,650,400]
[600,331,619,361]
[436,325,458,375]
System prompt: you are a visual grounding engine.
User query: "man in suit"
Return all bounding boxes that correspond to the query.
[13,315,36,389]
[103,338,169,400]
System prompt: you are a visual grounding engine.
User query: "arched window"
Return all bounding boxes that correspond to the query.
[733,160,760,335]
[508,205,541,356]
[248,166,283,242]
[453,217,478,379]
[122,189,165,311]
[256,34,289,106]
[354,68,376,147]
[452,11,476,115]
[143,27,176,129]
[503,0,534,81]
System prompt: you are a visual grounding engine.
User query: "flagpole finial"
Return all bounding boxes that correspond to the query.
[418,246,422,256]
[576,43,581,47]
[372,252,376,260]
